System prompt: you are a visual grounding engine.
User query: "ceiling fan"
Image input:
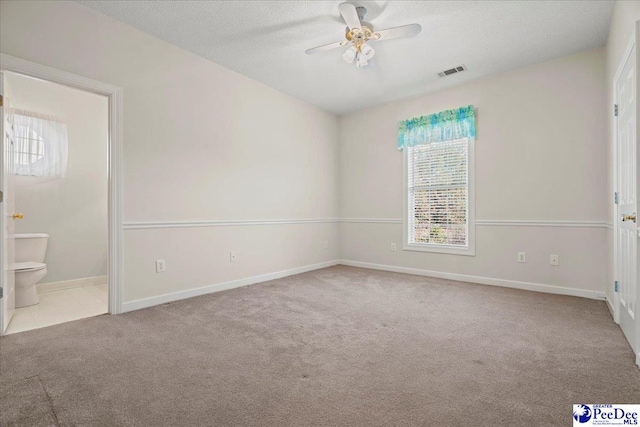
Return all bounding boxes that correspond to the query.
[305,3,422,68]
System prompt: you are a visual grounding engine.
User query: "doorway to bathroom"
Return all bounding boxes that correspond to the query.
[2,72,108,334]
[0,55,124,335]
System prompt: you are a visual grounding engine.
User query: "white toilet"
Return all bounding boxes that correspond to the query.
[14,233,49,308]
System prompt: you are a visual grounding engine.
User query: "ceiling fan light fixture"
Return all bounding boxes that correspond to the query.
[356,51,368,67]
[305,3,422,69]
[360,43,375,60]
[342,45,357,63]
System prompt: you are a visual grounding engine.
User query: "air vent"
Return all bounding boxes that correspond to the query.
[437,65,467,78]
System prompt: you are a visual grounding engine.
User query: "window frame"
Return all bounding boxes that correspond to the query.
[402,137,476,256]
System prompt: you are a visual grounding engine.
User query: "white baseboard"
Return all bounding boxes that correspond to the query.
[338,259,605,300]
[121,258,606,314]
[37,275,107,294]
[605,295,615,318]
[122,260,339,313]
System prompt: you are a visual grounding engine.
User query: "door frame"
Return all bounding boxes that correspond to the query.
[612,23,640,365]
[0,54,124,324]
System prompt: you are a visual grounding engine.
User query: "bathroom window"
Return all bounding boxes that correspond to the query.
[15,127,46,166]
[13,110,68,178]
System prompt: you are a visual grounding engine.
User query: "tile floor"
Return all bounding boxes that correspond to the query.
[6,284,108,334]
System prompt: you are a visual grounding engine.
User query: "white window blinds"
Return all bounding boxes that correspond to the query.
[407,138,468,247]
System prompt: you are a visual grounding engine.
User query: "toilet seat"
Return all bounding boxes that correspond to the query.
[14,261,46,272]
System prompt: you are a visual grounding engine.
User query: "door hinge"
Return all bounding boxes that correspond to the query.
[614,192,619,205]
[0,287,3,299]
[614,104,619,117]
[0,95,3,107]
[0,190,3,203]
[615,281,620,292]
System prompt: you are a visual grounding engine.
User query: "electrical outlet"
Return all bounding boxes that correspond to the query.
[390,243,397,251]
[550,254,559,266]
[323,240,328,249]
[155,259,166,273]
[230,251,237,262]
[517,252,526,263]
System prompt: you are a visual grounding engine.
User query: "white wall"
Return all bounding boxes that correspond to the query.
[0,1,339,305]
[605,2,640,305]
[0,0,613,308]
[339,48,607,297]
[6,73,108,284]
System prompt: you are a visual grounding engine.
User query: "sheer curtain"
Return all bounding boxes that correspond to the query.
[13,109,68,178]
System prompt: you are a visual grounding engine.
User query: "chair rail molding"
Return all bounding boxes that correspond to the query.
[124,218,609,229]
[475,219,607,228]
[339,218,608,228]
[340,218,403,224]
[123,218,340,230]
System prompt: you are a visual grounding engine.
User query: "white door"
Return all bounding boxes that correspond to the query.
[0,72,16,335]
[615,41,638,359]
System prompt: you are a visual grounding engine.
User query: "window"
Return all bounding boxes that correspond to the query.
[13,110,68,178]
[15,127,46,167]
[399,106,476,255]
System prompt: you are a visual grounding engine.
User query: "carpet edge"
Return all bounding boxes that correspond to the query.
[121,260,340,312]
[339,259,605,300]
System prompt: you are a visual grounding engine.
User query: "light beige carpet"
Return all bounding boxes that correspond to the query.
[1,265,638,426]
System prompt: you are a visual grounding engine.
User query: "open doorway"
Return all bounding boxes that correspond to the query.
[0,55,124,335]
[2,72,108,333]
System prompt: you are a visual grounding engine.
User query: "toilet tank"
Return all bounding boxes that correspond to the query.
[15,234,49,263]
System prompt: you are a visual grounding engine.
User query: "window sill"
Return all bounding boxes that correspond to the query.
[403,243,475,256]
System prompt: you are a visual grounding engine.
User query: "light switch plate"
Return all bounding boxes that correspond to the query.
[550,254,559,266]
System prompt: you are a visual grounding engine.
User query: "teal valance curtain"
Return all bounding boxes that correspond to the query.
[397,105,476,150]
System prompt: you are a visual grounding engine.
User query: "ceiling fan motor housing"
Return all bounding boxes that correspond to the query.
[345,22,375,43]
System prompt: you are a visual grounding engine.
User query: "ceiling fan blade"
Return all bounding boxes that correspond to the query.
[305,40,345,55]
[375,23,422,40]
[338,3,362,31]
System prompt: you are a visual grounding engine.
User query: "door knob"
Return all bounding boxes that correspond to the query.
[12,213,23,220]
[622,213,636,223]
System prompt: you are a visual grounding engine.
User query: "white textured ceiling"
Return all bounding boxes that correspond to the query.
[77,1,614,115]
